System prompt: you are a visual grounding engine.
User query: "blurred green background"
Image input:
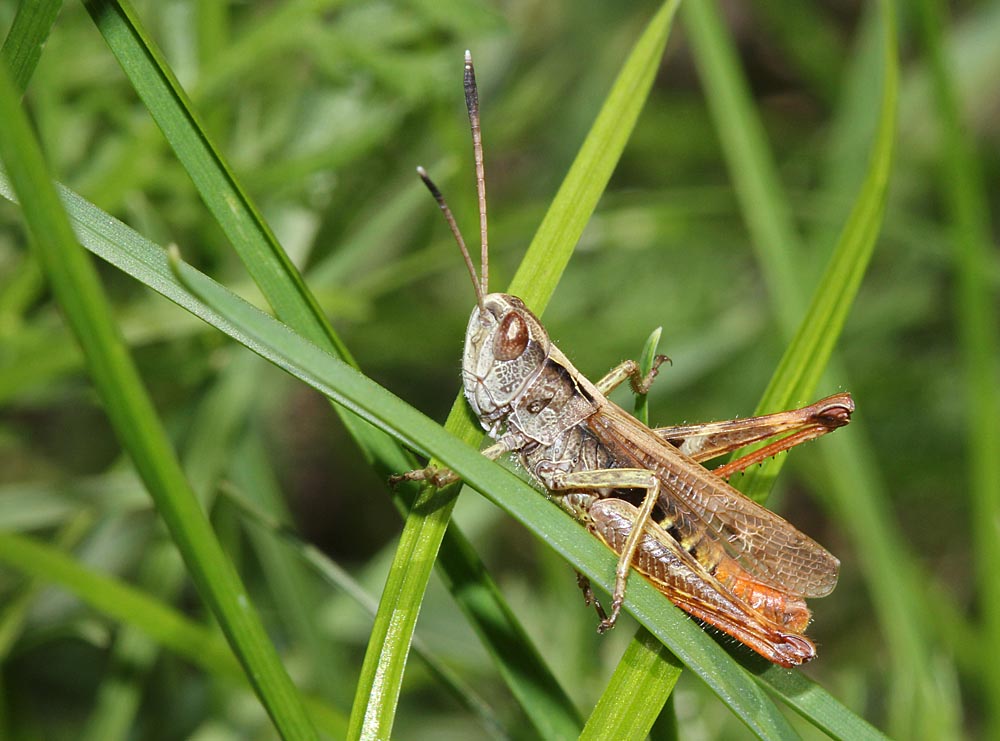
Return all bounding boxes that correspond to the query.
[0,0,997,738]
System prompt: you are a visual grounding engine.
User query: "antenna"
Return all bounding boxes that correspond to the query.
[463,50,489,299]
[416,166,486,312]
[416,50,493,312]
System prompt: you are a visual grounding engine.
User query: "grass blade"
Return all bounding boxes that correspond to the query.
[0,171,581,739]
[82,0,340,352]
[0,531,348,738]
[0,158,798,736]
[0,59,316,739]
[1,2,876,732]
[759,666,888,740]
[582,328,684,741]
[914,0,1000,735]
[509,0,679,311]
[0,0,62,94]
[349,3,680,737]
[682,0,905,737]
[221,479,509,740]
[164,216,800,740]
[682,0,897,497]
[80,352,285,741]
[582,629,682,741]
[0,513,93,659]
[81,1,579,733]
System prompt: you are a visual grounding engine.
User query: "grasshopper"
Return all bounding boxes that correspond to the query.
[395,51,852,667]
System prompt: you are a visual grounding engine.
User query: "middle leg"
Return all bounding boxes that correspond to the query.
[545,466,661,631]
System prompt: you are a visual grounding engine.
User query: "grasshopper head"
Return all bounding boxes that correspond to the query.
[417,55,552,430]
[462,293,549,427]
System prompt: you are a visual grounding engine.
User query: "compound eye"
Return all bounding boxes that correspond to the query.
[493,312,529,361]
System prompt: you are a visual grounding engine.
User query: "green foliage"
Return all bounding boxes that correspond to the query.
[0,0,995,738]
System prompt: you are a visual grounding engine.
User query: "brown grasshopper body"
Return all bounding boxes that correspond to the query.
[398,52,851,667]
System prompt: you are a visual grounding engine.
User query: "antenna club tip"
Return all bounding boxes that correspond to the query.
[416,165,427,176]
[464,49,472,62]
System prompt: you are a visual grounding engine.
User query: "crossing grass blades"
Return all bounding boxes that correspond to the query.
[393,51,854,667]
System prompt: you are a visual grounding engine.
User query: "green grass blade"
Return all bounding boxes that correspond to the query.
[915,0,1000,734]
[81,0,386,468]
[0,170,582,741]
[0,0,62,94]
[683,0,898,498]
[229,416,347,703]
[4,3,797,730]
[697,10,938,733]
[0,166,795,736]
[79,1,580,732]
[508,1,680,311]
[79,540,188,741]
[0,60,316,740]
[82,0,341,353]
[682,1,904,737]
[0,532,238,677]
[582,327,682,741]
[680,1,806,326]
[2,3,855,732]
[582,630,683,741]
[738,0,898,499]
[80,353,278,741]
[350,4,680,738]
[0,531,348,738]
[633,327,663,424]
[164,223,798,740]
[684,1,937,736]
[759,666,889,740]
[220,480,510,740]
[0,512,93,659]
